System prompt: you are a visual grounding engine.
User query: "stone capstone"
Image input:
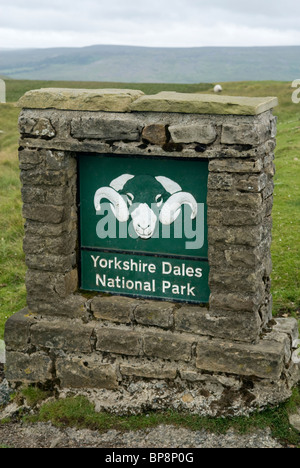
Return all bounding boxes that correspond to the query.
[130,92,278,115]
[17,88,145,112]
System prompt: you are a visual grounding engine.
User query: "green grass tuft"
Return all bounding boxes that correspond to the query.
[24,391,300,446]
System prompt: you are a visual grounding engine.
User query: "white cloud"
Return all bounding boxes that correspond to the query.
[0,0,300,48]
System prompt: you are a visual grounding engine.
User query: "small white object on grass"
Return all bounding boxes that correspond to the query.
[214,84,223,93]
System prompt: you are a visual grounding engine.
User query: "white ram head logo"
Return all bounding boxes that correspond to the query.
[94,174,198,240]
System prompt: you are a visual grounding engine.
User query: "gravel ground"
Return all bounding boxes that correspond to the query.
[0,421,283,449]
[0,363,284,449]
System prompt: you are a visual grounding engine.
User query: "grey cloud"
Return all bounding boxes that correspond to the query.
[0,0,299,47]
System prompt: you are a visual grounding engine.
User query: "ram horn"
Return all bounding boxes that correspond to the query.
[155,176,182,194]
[110,174,135,191]
[159,192,198,225]
[94,187,129,223]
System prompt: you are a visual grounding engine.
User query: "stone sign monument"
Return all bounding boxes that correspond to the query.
[4,88,299,416]
[0,79,6,103]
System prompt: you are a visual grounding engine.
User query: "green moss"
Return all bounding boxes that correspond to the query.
[19,386,52,407]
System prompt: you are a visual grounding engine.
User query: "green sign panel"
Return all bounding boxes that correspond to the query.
[79,154,210,304]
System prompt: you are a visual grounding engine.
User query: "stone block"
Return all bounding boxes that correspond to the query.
[209,268,265,294]
[221,122,270,145]
[221,208,265,226]
[120,361,177,380]
[18,88,145,112]
[169,123,217,144]
[26,294,87,318]
[4,309,36,351]
[25,269,78,300]
[32,118,56,139]
[209,158,264,174]
[207,190,263,210]
[30,320,94,353]
[130,92,278,115]
[19,148,43,168]
[20,167,69,187]
[95,326,142,357]
[263,329,293,363]
[143,331,193,362]
[18,115,36,134]
[209,291,263,313]
[223,246,262,269]
[25,252,76,274]
[234,173,268,193]
[23,231,77,256]
[175,306,261,343]
[5,351,53,383]
[71,114,142,141]
[56,356,118,389]
[19,116,56,139]
[21,185,74,206]
[142,124,168,145]
[24,219,77,240]
[90,295,136,324]
[45,150,76,171]
[208,225,264,248]
[262,180,274,199]
[22,203,66,224]
[274,317,299,344]
[134,301,174,329]
[196,336,286,379]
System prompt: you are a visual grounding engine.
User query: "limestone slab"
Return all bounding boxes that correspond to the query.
[130,92,278,115]
[196,336,286,379]
[17,88,144,112]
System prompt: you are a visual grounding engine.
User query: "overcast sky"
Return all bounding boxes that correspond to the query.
[1,0,300,49]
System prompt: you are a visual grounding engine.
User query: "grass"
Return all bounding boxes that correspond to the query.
[272,119,300,316]
[20,389,299,446]
[0,103,26,337]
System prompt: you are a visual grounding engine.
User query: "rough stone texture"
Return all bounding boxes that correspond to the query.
[130,92,278,115]
[71,114,142,140]
[17,88,144,112]
[56,356,119,389]
[142,124,168,145]
[90,295,135,324]
[4,88,299,417]
[134,301,175,329]
[289,411,300,433]
[169,123,217,144]
[195,334,287,379]
[174,306,261,343]
[5,351,53,384]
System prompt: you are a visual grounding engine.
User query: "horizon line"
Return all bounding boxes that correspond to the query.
[1,43,300,52]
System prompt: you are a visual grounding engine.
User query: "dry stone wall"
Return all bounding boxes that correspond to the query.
[4,89,299,416]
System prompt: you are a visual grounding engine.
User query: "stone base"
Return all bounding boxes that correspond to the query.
[59,368,300,417]
[4,308,300,416]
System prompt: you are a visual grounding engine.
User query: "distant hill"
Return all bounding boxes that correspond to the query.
[0,45,299,83]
